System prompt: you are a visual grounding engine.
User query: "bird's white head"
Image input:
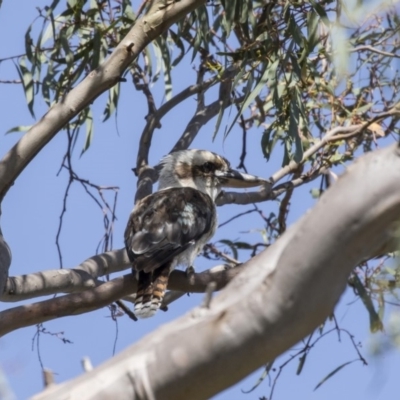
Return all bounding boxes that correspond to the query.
[158,149,266,201]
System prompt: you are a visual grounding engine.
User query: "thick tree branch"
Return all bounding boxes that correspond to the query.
[0,265,243,337]
[0,0,207,203]
[31,144,400,400]
[0,275,136,338]
[1,249,130,302]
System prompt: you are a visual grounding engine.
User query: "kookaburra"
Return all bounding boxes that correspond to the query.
[124,149,266,318]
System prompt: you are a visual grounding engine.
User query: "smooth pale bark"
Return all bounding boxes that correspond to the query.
[31,144,400,400]
[1,249,130,302]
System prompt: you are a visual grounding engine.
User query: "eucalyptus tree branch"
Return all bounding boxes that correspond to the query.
[171,66,242,152]
[171,94,246,153]
[216,183,272,206]
[270,167,328,198]
[0,235,239,303]
[0,275,135,338]
[350,45,400,58]
[0,265,244,337]
[1,249,130,302]
[134,75,218,203]
[132,63,158,118]
[0,0,207,203]
[136,75,218,166]
[31,144,400,400]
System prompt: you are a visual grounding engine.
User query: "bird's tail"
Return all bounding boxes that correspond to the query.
[134,266,170,318]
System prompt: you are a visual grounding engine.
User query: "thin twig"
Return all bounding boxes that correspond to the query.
[350,45,400,58]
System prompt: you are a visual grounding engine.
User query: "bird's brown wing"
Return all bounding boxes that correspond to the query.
[124,187,215,273]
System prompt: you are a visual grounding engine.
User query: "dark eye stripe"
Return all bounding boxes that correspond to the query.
[201,162,215,173]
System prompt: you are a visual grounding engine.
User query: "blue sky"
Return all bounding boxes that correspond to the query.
[1,1,400,399]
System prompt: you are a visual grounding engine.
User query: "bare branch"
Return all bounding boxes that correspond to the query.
[1,254,241,303]
[171,69,242,153]
[0,274,136,338]
[351,45,400,58]
[216,183,272,206]
[0,264,244,336]
[1,249,129,302]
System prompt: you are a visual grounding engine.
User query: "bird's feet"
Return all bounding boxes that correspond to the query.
[186,265,195,284]
[186,265,195,276]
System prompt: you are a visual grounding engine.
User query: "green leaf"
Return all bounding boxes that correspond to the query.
[282,138,291,167]
[308,0,331,27]
[218,239,238,260]
[307,10,320,53]
[287,11,304,46]
[41,61,56,106]
[220,0,237,37]
[122,0,136,21]
[103,83,120,122]
[350,274,384,333]
[314,360,358,391]
[81,108,94,155]
[226,60,278,138]
[261,128,273,161]
[151,39,163,85]
[170,30,186,67]
[46,0,61,15]
[15,57,35,118]
[212,103,226,140]
[238,0,249,25]
[195,6,210,50]
[91,29,102,69]
[158,37,173,101]
[143,47,153,78]
[354,103,373,114]
[288,96,304,162]
[297,353,307,375]
[310,188,321,198]
[233,241,253,250]
[242,361,275,394]
[24,24,34,65]
[59,28,74,70]
[5,125,32,134]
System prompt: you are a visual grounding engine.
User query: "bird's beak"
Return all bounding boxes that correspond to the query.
[215,169,268,188]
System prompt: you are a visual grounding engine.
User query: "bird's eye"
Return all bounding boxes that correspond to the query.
[201,162,215,173]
